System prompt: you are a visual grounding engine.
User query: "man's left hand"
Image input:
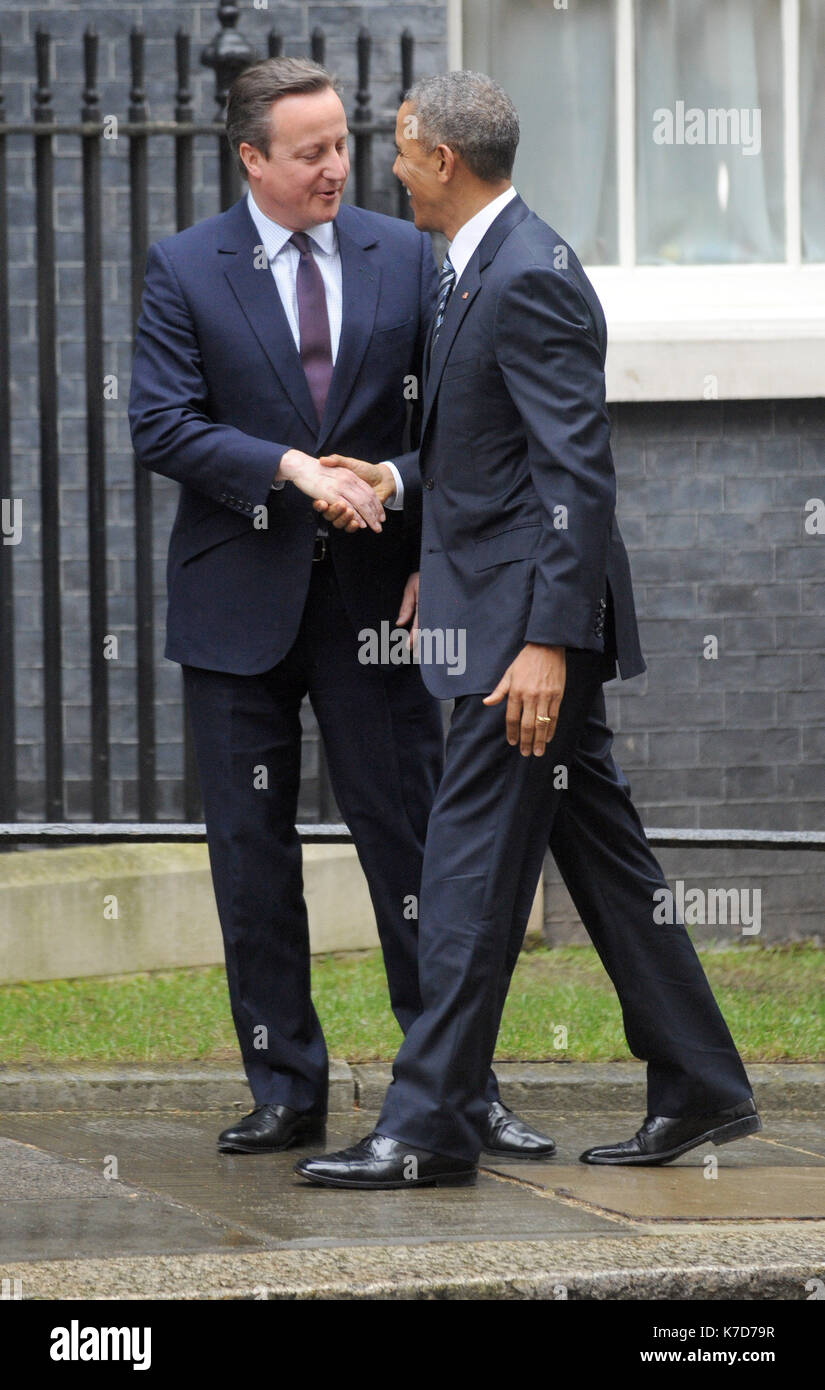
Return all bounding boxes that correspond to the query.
[483,644,566,756]
[313,454,396,527]
[396,570,419,651]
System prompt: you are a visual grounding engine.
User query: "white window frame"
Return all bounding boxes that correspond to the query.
[449,0,825,401]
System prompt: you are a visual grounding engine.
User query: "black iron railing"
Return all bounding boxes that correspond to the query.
[0,825,823,852]
[0,4,415,829]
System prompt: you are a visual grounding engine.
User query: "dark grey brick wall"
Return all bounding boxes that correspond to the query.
[2,0,447,820]
[3,6,823,939]
[544,399,825,946]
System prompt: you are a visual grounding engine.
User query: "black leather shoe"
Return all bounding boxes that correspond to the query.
[579,1097,761,1166]
[217,1103,326,1154]
[483,1101,556,1160]
[295,1132,477,1189]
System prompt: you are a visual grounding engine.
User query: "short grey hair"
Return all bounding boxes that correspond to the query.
[404,71,519,182]
[226,57,341,178]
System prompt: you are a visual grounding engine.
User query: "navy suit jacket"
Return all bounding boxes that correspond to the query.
[397,195,646,699]
[128,196,437,673]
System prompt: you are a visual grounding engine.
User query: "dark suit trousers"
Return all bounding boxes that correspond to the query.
[377,650,754,1162]
[182,555,446,1114]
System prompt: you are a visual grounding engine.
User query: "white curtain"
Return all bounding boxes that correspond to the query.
[462,0,618,263]
[635,0,784,263]
[800,0,825,262]
[462,0,813,266]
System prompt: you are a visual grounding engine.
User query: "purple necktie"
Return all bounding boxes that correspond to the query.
[290,231,333,426]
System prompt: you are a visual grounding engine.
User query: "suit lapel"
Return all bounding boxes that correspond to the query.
[316,211,379,451]
[219,198,319,436]
[420,195,532,445]
[420,262,481,441]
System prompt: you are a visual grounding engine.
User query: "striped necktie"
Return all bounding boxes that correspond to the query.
[429,253,456,362]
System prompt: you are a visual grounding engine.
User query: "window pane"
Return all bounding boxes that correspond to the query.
[801,0,825,262]
[462,0,617,264]
[636,0,784,263]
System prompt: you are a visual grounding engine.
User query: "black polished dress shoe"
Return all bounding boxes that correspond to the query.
[579,1097,761,1166]
[217,1103,326,1154]
[483,1101,556,1160]
[295,1132,477,1189]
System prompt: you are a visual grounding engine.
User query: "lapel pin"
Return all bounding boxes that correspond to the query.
[461,291,469,299]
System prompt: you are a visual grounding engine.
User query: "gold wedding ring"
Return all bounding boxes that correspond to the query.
[536,715,554,723]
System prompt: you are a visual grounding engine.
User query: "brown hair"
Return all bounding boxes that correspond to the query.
[226,57,339,178]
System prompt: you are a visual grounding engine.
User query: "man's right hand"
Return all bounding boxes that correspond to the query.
[318,454,397,503]
[312,454,397,530]
[277,449,385,533]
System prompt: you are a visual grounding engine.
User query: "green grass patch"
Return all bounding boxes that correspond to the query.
[0,943,821,1066]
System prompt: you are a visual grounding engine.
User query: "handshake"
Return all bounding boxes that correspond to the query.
[278,449,395,534]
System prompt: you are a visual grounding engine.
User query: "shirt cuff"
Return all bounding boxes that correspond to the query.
[383,461,404,510]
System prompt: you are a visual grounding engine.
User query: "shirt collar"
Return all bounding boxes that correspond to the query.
[246,189,337,260]
[448,185,518,285]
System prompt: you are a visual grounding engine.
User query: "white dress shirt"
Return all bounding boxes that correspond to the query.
[246,188,343,360]
[246,189,404,508]
[447,184,518,286]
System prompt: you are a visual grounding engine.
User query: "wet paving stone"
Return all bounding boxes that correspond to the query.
[0,1111,621,1256]
[484,1163,825,1222]
[1,1107,823,1265]
[0,1130,263,1261]
[0,1194,261,1262]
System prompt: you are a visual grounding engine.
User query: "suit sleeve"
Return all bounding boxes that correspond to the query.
[493,263,615,651]
[128,241,290,515]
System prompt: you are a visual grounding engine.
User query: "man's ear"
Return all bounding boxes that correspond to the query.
[239,142,263,182]
[435,143,456,184]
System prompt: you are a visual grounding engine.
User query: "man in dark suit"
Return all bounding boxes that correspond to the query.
[297,70,761,1189]
[129,58,550,1160]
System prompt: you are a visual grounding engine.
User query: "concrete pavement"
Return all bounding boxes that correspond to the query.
[1,1064,823,1300]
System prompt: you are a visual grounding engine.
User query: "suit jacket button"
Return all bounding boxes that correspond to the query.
[424,479,434,490]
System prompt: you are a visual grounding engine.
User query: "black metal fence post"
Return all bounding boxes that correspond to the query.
[0,38,16,822]
[174,28,202,823]
[201,1,257,211]
[353,28,373,211]
[174,29,195,233]
[82,26,110,822]
[310,27,326,66]
[128,27,155,821]
[34,28,63,820]
[397,29,414,220]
